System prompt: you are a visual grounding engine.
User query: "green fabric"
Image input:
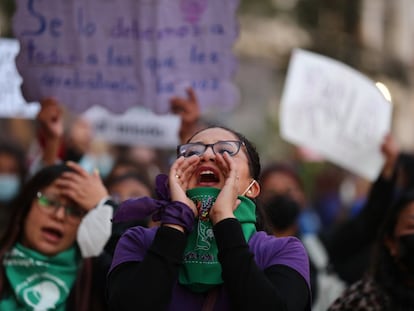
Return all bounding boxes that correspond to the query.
[179,187,256,292]
[0,243,80,311]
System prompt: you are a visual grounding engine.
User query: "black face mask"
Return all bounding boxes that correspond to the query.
[398,234,414,273]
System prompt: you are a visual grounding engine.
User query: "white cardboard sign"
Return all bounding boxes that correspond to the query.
[280,49,392,181]
[13,0,240,115]
[0,38,40,118]
[83,106,180,148]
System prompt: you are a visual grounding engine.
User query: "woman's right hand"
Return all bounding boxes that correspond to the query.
[168,155,200,217]
[37,97,64,140]
[209,152,240,225]
[56,161,109,211]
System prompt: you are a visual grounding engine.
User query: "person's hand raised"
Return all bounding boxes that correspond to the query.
[209,152,240,225]
[380,133,399,179]
[169,155,200,217]
[170,88,202,143]
[55,161,109,211]
[37,97,64,140]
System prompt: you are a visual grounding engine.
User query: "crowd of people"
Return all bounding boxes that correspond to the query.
[0,87,413,311]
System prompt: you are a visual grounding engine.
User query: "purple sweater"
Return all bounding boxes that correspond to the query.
[108,220,311,310]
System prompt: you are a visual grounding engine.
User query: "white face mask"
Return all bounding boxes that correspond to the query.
[241,179,257,197]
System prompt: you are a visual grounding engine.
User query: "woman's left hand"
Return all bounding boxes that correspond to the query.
[55,161,109,211]
[209,152,240,225]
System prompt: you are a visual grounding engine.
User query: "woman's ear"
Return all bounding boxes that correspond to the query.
[246,180,260,199]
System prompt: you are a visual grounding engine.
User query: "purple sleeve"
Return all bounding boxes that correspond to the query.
[214,219,311,310]
[107,225,189,311]
[109,226,157,272]
[249,231,311,287]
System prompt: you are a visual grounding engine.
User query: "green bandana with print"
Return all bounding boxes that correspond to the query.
[179,187,256,293]
[0,243,80,311]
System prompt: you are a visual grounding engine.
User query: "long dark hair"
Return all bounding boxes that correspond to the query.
[372,190,414,309]
[0,164,94,311]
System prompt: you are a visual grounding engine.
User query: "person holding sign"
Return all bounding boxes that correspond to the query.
[30,97,114,179]
[0,162,114,311]
[107,126,311,310]
[0,140,28,240]
[319,134,403,286]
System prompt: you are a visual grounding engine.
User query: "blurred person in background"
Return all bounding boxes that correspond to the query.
[117,144,165,183]
[258,162,322,235]
[338,173,371,220]
[259,134,408,288]
[106,170,154,211]
[319,134,404,285]
[312,165,346,229]
[104,155,143,180]
[259,182,346,311]
[328,190,414,311]
[0,139,28,240]
[260,193,301,238]
[0,162,113,311]
[29,98,115,179]
[104,168,158,255]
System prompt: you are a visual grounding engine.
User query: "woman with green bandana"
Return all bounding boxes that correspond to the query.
[107,126,312,310]
[0,162,114,311]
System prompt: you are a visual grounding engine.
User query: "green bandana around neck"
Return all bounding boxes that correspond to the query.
[0,243,80,311]
[179,187,257,293]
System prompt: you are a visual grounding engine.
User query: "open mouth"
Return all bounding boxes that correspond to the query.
[198,169,220,184]
[42,227,64,241]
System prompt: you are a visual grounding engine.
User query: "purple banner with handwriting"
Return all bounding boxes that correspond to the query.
[12,0,240,114]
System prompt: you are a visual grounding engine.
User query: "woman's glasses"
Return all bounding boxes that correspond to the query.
[177,140,244,158]
[36,192,86,223]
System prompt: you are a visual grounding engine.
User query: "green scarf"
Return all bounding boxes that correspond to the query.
[0,243,80,311]
[179,187,256,292]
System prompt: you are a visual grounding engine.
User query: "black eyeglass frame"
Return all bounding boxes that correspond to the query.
[176,140,245,158]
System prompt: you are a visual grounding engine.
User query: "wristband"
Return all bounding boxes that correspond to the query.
[152,201,195,233]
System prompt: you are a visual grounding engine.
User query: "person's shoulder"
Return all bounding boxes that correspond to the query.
[121,225,158,246]
[109,226,158,271]
[250,232,311,287]
[250,231,305,253]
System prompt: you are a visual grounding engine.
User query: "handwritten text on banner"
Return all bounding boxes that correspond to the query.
[279,49,392,181]
[13,0,240,114]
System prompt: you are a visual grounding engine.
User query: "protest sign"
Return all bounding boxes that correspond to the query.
[13,0,240,115]
[82,106,180,148]
[280,49,392,181]
[0,38,40,118]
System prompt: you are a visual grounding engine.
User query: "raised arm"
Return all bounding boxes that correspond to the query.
[36,98,65,166]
